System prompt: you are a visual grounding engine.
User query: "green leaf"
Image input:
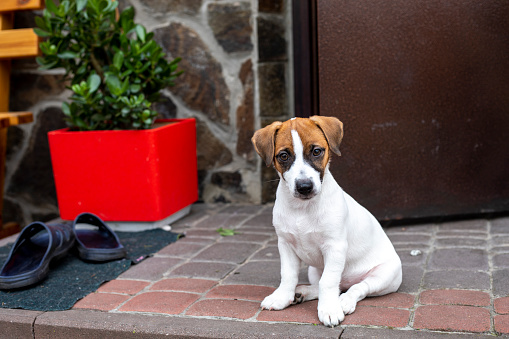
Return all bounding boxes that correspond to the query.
[34,16,48,30]
[33,28,51,38]
[120,78,129,95]
[91,114,105,122]
[105,74,122,95]
[113,51,124,70]
[45,0,58,14]
[119,7,135,32]
[57,51,79,59]
[130,84,140,93]
[135,24,146,43]
[62,102,71,116]
[36,57,59,70]
[216,228,239,237]
[76,0,88,12]
[74,117,89,131]
[87,74,101,93]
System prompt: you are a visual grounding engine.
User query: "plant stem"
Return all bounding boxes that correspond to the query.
[90,52,104,80]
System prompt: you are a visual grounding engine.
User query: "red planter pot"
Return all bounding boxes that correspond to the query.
[48,118,198,222]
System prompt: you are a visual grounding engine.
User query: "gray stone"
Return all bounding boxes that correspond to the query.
[193,242,261,264]
[428,248,488,270]
[241,212,273,227]
[236,59,256,163]
[196,119,232,171]
[387,233,431,244]
[154,23,230,125]
[493,269,509,296]
[0,309,42,339]
[9,73,67,111]
[34,309,343,339]
[491,235,509,247]
[397,249,428,266]
[138,0,202,15]
[398,265,424,293]
[7,107,67,207]
[2,197,24,225]
[208,2,253,53]
[439,219,488,231]
[258,63,287,117]
[259,0,284,13]
[423,270,490,290]
[220,204,263,215]
[492,217,509,234]
[219,233,273,244]
[258,15,286,62]
[211,171,243,193]
[435,237,487,247]
[154,94,177,119]
[342,326,492,338]
[117,0,131,13]
[251,246,280,261]
[194,213,250,229]
[169,261,236,280]
[262,165,279,203]
[119,257,182,281]
[435,231,486,238]
[224,261,281,287]
[384,223,436,233]
[6,126,24,161]
[493,253,509,268]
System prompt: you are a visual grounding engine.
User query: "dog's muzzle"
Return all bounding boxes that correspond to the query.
[295,178,316,199]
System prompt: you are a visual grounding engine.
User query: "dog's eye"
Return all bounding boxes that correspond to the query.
[312,148,323,157]
[278,152,289,162]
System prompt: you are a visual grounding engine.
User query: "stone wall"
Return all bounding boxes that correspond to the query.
[3,0,293,225]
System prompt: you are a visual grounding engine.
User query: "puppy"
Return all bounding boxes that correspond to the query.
[251,116,402,327]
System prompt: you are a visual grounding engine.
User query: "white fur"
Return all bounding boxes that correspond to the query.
[261,129,402,327]
[280,130,322,198]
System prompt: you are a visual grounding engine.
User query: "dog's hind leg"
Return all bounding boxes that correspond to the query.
[294,266,322,303]
[339,258,402,315]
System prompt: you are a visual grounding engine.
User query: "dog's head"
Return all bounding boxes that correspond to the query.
[252,116,343,200]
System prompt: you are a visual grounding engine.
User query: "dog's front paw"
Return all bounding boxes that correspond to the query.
[318,299,344,327]
[339,293,357,315]
[261,290,294,310]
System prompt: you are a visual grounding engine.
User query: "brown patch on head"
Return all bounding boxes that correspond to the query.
[309,115,343,156]
[251,121,282,167]
[273,118,331,177]
[252,117,344,177]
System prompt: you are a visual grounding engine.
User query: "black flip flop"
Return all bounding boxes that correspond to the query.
[0,222,75,289]
[73,212,126,262]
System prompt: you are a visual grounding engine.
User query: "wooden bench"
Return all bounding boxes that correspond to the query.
[0,0,44,238]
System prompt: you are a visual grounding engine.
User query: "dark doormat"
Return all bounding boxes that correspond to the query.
[0,229,180,311]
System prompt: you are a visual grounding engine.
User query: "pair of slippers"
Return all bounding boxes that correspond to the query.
[0,212,126,290]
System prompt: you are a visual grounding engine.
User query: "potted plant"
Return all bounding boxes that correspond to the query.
[34,0,198,226]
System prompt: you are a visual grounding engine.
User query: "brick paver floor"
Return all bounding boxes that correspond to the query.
[13,203,509,337]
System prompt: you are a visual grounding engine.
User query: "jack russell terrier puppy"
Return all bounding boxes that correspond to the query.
[251,116,402,327]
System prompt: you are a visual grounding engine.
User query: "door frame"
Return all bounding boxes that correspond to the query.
[292,0,317,118]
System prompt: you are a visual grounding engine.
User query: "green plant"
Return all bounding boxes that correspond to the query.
[216,228,239,237]
[34,0,181,130]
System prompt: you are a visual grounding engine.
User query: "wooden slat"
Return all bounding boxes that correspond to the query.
[0,112,34,126]
[0,29,40,59]
[0,117,11,129]
[0,60,10,112]
[0,12,14,30]
[0,0,44,12]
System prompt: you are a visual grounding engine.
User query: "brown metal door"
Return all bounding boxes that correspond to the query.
[315,0,509,220]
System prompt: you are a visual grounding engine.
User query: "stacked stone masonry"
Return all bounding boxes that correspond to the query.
[4,0,293,225]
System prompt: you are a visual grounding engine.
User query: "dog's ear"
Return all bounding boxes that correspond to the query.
[310,115,344,156]
[251,121,283,167]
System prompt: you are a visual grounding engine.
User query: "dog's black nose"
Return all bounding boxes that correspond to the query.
[296,179,314,195]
